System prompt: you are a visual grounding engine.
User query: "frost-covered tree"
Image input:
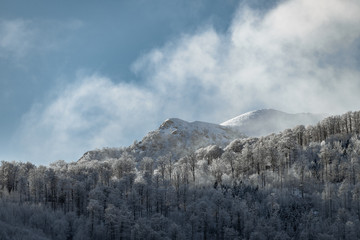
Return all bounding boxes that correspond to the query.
[2,111,360,239]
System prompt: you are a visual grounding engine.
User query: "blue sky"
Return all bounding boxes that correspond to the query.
[1,0,360,165]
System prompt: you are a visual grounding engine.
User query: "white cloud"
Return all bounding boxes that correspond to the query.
[0,19,83,60]
[15,0,360,164]
[0,19,34,58]
[15,74,159,164]
[134,0,360,117]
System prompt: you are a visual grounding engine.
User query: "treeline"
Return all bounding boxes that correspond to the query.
[1,111,360,239]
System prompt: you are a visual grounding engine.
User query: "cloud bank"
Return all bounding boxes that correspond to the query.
[15,0,360,164]
[14,74,158,164]
[132,0,360,117]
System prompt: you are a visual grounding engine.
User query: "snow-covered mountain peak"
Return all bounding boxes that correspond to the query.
[159,118,187,130]
[221,109,281,126]
[158,118,234,135]
[78,109,328,163]
[127,118,245,160]
[221,109,327,136]
[78,118,245,162]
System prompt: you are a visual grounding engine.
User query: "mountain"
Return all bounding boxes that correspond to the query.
[79,109,328,162]
[79,118,245,162]
[221,109,327,136]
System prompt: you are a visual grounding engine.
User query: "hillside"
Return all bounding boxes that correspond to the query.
[79,109,327,162]
[79,118,245,162]
[1,110,360,240]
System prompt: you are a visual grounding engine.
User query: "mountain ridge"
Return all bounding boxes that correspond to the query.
[78,109,327,162]
[78,118,245,162]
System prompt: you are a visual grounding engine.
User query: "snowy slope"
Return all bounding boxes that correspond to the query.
[221,109,327,136]
[79,109,327,162]
[128,118,245,160]
[79,118,245,162]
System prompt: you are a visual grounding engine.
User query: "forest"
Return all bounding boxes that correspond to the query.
[1,111,360,239]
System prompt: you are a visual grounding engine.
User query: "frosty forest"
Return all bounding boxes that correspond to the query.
[1,111,360,239]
